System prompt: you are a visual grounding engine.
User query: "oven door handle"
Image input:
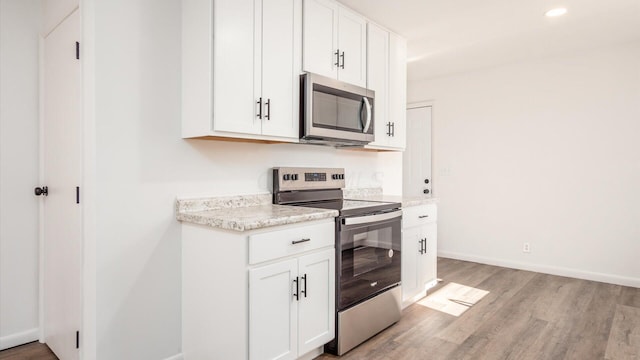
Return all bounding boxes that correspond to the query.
[343,210,401,226]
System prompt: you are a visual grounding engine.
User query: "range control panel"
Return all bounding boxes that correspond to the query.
[273,167,345,192]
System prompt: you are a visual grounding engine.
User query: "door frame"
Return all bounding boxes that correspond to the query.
[405,101,435,196]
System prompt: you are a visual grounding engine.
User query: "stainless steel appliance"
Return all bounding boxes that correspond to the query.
[273,167,402,355]
[300,73,375,146]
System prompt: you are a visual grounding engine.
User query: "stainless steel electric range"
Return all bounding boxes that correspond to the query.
[273,167,402,355]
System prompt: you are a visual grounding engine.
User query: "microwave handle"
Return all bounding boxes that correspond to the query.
[362,97,372,133]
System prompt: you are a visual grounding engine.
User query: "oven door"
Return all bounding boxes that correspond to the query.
[337,210,402,311]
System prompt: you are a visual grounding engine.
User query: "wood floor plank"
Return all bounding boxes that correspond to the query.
[619,286,640,309]
[604,304,640,360]
[0,342,57,360]
[434,267,536,344]
[562,282,621,360]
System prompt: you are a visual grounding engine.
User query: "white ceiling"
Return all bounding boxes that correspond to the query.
[337,0,640,80]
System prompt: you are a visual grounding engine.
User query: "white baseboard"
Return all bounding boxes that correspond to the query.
[438,251,640,288]
[162,353,183,360]
[0,328,39,351]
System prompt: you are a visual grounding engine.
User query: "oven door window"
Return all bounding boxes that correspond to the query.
[338,216,401,310]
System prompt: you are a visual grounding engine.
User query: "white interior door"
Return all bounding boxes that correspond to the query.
[42,10,82,360]
[403,106,432,197]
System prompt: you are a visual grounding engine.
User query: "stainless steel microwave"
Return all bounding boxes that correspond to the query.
[300,73,375,146]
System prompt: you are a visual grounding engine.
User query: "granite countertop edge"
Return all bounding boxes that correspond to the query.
[176,200,339,232]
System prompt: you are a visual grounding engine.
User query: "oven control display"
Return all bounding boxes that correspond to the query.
[305,172,326,181]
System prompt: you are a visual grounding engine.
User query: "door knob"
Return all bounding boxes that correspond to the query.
[34,186,48,196]
[423,189,430,194]
[424,179,429,184]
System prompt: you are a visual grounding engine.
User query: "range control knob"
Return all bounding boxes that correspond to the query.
[340,174,345,179]
[283,174,290,181]
[292,174,298,181]
[332,174,337,180]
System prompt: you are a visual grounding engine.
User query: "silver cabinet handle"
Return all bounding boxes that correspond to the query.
[340,51,345,69]
[292,238,311,245]
[362,97,372,133]
[334,49,340,67]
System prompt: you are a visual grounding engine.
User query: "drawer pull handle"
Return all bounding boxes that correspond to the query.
[292,238,311,245]
[418,215,429,219]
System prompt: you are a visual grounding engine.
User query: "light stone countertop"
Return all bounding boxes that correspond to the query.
[176,193,338,232]
[343,188,437,208]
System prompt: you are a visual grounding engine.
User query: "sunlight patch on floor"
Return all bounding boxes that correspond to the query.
[417,282,489,316]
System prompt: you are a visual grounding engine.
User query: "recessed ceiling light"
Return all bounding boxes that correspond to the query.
[545,8,567,17]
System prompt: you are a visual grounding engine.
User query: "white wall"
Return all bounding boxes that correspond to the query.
[408,42,640,287]
[0,0,42,350]
[92,1,401,359]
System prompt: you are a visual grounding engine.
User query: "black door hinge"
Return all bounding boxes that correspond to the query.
[76,330,80,349]
[76,41,80,60]
[76,186,80,204]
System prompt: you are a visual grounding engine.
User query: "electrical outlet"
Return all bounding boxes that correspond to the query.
[523,242,531,253]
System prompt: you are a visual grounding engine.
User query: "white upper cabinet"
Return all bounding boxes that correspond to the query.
[302,0,338,79]
[366,29,407,151]
[388,32,407,149]
[366,23,389,149]
[336,6,367,86]
[302,0,366,87]
[258,0,302,138]
[182,0,300,141]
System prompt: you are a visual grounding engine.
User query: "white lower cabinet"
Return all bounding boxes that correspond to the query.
[250,248,335,360]
[401,204,437,305]
[182,220,335,360]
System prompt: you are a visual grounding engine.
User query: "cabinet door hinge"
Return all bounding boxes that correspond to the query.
[76,330,80,349]
[76,41,80,60]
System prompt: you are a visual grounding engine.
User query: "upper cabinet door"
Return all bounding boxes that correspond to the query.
[302,0,339,79]
[366,22,389,148]
[336,6,366,87]
[388,32,407,149]
[261,0,301,138]
[213,0,261,135]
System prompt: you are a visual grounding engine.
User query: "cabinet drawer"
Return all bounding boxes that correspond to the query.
[249,222,334,264]
[403,204,437,228]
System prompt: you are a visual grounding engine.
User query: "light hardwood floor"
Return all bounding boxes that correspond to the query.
[2,258,638,360]
[318,258,640,360]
